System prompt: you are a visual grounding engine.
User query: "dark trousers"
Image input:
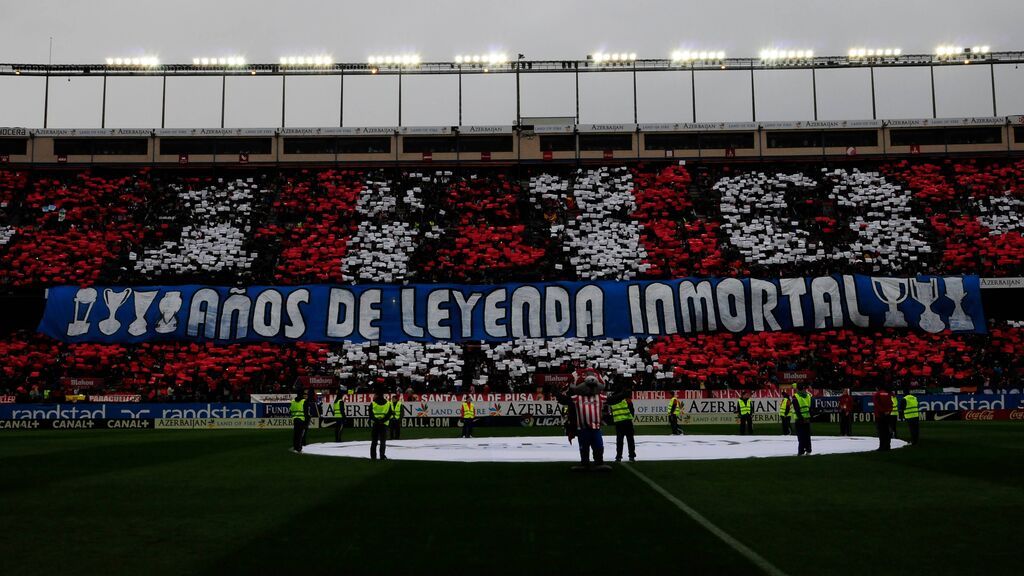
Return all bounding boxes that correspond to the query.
[461,418,474,438]
[889,415,898,439]
[739,414,753,435]
[781,416,792,436]
[796,420,812,455]
[615,420,636,460]
[370,423,388,459]
[577,427,604,464]
[876,416,891,450]
[389,418,402,440]
[907,418,920,445]
[669,414,681,435]
[292,419,306,452]
[839,413,853,436]
[328,418,344,442]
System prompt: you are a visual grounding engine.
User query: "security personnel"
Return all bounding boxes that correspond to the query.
[290,390,308,453]
[902,391,920,446]
[667,394,683,435]
[330,386,347,442]
[369,391,393,460]
[872,384,892,451]
[778,388,795,436]
[890,395,900,440]
[609,385,636,462]
[460,396,476,438]
[304,387,319,447]
[389,391,403,440]
[793,383,813,455]
[736,391,754,435]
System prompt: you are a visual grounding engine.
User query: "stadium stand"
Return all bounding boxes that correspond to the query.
[0,158,1021,398]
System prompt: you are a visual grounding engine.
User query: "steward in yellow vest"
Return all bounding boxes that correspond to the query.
[902,392,921,446]
[610,387,637,462]
[793,384,813,456]
[890,395,900,439]
[778,392,794,436]
[460,398,476,439]
[667,396,683,435]
[369,392,393,460]
[290,393,308,453]
[389,393,404,440]
[736,392,754,435]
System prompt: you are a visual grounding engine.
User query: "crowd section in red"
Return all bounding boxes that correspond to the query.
[0,172,149,287]
[257,169,362,283]
[630,165,733,277]
[0,159,1020,398]
[417,172,548,282]
[885,159,1024,275]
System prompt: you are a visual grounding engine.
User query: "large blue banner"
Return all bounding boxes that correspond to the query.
[38,275,986,344]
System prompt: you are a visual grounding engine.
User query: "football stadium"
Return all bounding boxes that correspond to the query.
[2,2,1023,575]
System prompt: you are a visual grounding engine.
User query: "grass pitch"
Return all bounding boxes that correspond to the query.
[1,422,1021,576]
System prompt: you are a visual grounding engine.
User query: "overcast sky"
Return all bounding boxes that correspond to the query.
[1,0,1022,128]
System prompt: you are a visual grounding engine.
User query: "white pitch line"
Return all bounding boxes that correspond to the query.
[622,463,791,576]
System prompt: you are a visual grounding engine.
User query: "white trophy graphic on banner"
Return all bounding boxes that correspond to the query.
[98,288,132,335]
[66,287,98,337]
[871,278,909,327]
[910,278,944,333]
[154,291,183,334]
[943,277,975,331]
[128,290,158,336]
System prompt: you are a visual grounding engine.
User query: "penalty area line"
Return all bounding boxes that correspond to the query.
[622,464,790,576]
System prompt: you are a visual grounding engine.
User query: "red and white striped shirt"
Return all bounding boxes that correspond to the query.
[573,393,607,430]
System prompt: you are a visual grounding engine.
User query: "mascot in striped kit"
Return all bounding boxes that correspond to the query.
[557,368,627,471]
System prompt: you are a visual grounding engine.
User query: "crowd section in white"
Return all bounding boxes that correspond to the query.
[717,169,930,271]
[563,167,649,280]
[343,221,418,283]
[343,172,445,282]
[826,169,930,270]
[976,192,1024,234]
[718,172,823,266]
[132,179,264,276]
[481,337,650,379]
[326,341,463,383]
[0,225,14,246]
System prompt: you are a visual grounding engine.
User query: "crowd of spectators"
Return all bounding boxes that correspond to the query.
[0,158,1021,399]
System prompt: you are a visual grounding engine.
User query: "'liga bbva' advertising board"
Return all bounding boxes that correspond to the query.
[39,274,984,344]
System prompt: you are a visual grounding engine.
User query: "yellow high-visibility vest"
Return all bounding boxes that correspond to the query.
[462,402,475,419]
[795,392,812,420]
[738,398,752,416]
[903,395,919,419]
[289,399,306,421]
[667,399,681,416]
[392,400,403,422]
[610,400,633,422]
[372,401,391,422]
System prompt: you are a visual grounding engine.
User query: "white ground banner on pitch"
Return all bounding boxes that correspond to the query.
[303,435,905,462]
